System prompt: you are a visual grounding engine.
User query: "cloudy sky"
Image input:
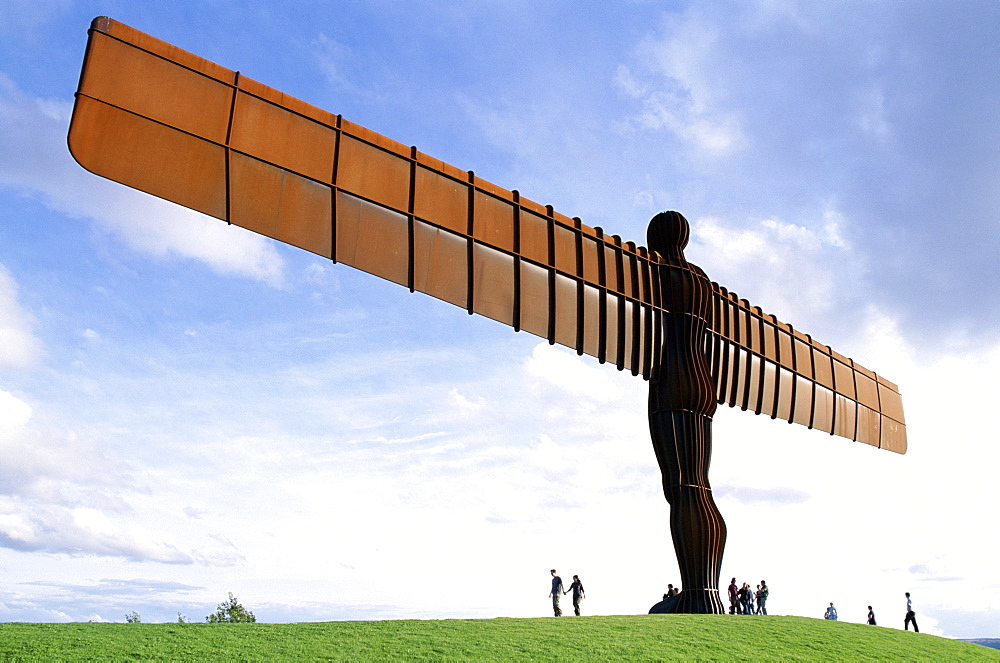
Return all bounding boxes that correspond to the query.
[1,0,998,639]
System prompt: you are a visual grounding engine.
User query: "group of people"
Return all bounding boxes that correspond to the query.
[823,592,918,632]
[727,578,769,615]
[548,570,920,633]
[549,569,585,616]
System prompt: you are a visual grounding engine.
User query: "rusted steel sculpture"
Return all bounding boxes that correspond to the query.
[67,18,907,614]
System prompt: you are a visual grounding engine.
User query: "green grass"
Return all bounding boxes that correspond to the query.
[1,615,996,661]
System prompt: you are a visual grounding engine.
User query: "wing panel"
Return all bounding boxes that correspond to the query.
[414,166,468,235]
[856,405,881,448]
[471,244,515,326]
[71,18,906,448]
[230,154,333,258]
[337,135,411,213]
[68,96,227,219]
[554,272,579,350]
[472,191,515,252]
[413,221,468,309]
[230,91,336,183]
[710,284,907,453]
[880,418,907,453]
[813,385,834,435]
[335,192,409,287]
[518,261,550,339]
[79,28,232,144]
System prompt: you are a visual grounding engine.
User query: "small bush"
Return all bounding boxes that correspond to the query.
[124,611,141,624]
[206,592,256,623]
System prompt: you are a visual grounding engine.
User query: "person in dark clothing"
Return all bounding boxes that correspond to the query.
[728,578,739,615]
[738,583,751,615]
[565,575,585,616]
[756,581,769,615]
[666,584,678,598]
[904,592,919,632]
[549,570,564,617]
[867,605,877,625]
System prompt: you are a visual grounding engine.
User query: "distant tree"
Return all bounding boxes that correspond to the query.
[125,611,141,624]
[177,612,189,623]
[206,592,256,623]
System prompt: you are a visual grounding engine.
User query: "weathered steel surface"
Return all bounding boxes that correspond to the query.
[647,211,727,614]
[67,17,910,614]
[67,17,906,454]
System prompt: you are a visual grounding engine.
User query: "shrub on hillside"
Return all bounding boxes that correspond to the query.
[206,592,256,623]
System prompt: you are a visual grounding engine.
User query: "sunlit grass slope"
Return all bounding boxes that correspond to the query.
[1,615,996,661]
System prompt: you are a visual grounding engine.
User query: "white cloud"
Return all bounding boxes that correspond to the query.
[0,264,43,369]
[614,12,744,156]
[525,343,625,403]
[688,212,862,332]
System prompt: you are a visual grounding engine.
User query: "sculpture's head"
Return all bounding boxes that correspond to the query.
[647,210,690,259]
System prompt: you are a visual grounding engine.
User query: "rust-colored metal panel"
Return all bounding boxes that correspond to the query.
[877,382,906,426]
[855,404,881,447]
[78,28,233,144]
[413,220,468,309]
[776,368,795,421]
[518,261,549,339]
[69,96,228,219]
[414,166,468,235]
[833,394,858,440]
[518,210,549,267]
[472,191,515,253]
[553,223,577,274]
[472,243,515,326]
[792,336,814,381]
[337,135,411,213]
[813,385,835,435]
[812,345,835,392]
[855,372,881,411]
[792,375,814,427]
[335,192,409,287]
[832,358,857,401]
[880,417,907,454]
[553,272,578,349]
[229,154,332,258]
[230,91,337,185]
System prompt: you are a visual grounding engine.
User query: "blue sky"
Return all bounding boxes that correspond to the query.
[1,0,998,638]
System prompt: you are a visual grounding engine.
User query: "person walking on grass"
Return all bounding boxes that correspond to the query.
[565,575,586,616]
[549,569,564,616]
[728,578,739,614]
[756,580,768,615]
[824,603,838,620]
[867,605,877,625]
[904,592,919,632]
[738,583,752,615]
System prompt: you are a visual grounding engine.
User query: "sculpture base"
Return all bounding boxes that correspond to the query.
[670,588,725,615]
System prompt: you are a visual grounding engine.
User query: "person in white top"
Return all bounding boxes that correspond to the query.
[904,592,919,632]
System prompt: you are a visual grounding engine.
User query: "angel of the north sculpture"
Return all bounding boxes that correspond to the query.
[67,17,906,614]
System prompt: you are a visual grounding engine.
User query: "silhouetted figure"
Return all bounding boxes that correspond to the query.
[904,592,919,632]
[666,584,678,598]
[867,605,877,625]
[647,212,727,614]
[549,570,564,617]
[565,575,585,616]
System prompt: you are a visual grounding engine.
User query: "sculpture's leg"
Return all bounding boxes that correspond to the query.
[649,410,727,614]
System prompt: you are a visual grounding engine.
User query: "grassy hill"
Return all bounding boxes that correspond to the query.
[1,615,997,661]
